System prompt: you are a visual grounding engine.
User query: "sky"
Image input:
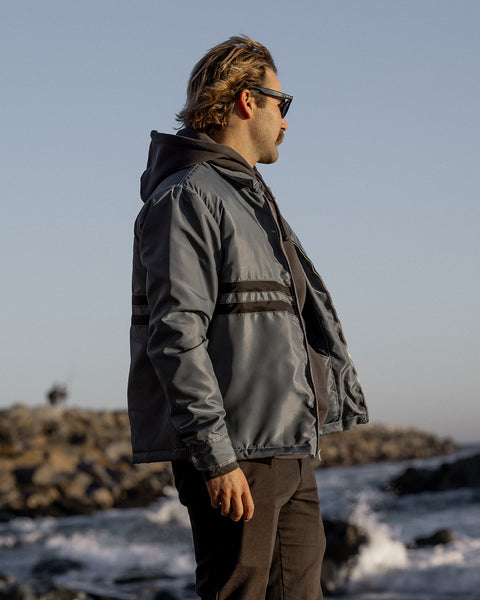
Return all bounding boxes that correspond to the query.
[1,1,478,443]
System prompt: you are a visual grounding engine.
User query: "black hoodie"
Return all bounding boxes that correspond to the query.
[140,128,255,203]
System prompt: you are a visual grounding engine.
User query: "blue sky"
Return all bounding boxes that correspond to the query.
[1,1,478,442]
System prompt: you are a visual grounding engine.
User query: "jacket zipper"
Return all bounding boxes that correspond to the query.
[293,238,368,421]
[292,239,356,360]
[263,195,322,455]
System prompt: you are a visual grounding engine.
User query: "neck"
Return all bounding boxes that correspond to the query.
[210,127,257,167]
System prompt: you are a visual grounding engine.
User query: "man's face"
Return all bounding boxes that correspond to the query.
[251,68,289,165]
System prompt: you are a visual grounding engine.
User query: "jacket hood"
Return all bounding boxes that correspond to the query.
[140,128,254,202]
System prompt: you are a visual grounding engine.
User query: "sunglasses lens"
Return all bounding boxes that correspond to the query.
[251,87,292,118]
[280,99,290,118]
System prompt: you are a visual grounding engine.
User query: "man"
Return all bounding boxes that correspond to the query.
[128,36,368,600]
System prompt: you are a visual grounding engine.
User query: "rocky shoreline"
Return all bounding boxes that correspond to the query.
[313,422,457,468]
[0,404,473,599]
[0,404,458,521]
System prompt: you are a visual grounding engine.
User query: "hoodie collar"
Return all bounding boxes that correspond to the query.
[140,128,256,202]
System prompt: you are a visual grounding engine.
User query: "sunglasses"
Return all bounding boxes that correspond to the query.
[251,86,293,119]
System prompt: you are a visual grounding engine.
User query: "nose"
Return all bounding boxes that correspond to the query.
[281,117,288,131]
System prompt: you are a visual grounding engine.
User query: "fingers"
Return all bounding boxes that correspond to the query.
[205,468,255,522]
[241,486,255,522]
[207,484,220,509]
[209,488,241,520]
[226,492,249,521]
[218,491,253,522]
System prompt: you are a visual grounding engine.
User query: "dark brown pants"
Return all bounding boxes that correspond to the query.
[172,457,325,600]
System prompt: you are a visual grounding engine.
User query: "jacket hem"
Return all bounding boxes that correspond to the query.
[131,444,318,465]
[320,414,369,436]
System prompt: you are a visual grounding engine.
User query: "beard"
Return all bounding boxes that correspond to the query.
[258,130,284,164]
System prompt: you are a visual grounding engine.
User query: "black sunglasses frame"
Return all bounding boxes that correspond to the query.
[250,86,293,119]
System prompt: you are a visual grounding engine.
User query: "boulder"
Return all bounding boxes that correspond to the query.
[11,449,44,468]
[153,592,183,600]
[12,467,36,486]
[0,583,36,600]
[408,528,455,548]
[47,449,80,474]
[89,486,115,510]
[32,464,62,487]
[321,519,369,595]
[31,558,83,577]
[0,471,16,495]
[25,488,61,511]
[385,454,480,495]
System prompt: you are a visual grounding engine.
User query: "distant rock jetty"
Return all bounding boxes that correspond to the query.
[0,404,457,520]
[314,423,457,468]
[385,452,480,495]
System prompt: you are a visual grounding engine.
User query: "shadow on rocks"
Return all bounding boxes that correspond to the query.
[321,519,369,596]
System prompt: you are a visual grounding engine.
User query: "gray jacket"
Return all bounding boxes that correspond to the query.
[128,130,368,474]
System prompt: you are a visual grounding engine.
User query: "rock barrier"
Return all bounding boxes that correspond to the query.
[314,423,457,468]
[0,404,457,519]
[0,404,171,519]
[385,452,480,495]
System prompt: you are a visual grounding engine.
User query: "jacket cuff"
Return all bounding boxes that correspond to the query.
[201,461,239,481]
[188,433,237,472]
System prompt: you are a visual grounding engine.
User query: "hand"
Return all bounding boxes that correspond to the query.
[205,467,255,522]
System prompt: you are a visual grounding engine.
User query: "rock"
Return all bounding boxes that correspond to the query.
[12,467,36,485]
[25,488,61,511]
[153,592,182,600]
[0,442,19,458]
[0,583,36,600]
[321,519,369,595]
[61,471,94,498]
[323,519,369,563]
[0,512,15,523]
[408,528,455,548]
[105,439,132,463]
[11,450,44,468]
[32,464,60,487]
[68,432,87,445]
[51,497,96,517]
[0,471,16,494]
[89,486,115,509]
[31,557,83,577]
[47,449,80,473]
[385,454,480,495]
[38,587,91,600]
[80,462,116,488]
[57,582,131,600]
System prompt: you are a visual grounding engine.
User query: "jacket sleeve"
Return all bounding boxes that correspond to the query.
[138,182,238,472]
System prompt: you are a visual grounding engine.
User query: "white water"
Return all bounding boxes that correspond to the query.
[0,447,479,599]
[316,447,480,599]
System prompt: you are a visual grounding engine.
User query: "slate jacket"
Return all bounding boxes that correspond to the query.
[128,129,368,475]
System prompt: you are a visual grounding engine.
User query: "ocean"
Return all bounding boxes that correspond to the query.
[0,446,479,599]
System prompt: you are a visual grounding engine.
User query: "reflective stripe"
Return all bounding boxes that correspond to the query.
[132,294,148,305]
[131,282,294,323]
[215,300,295,315]
[219,280,291,297]
[131,314,150,326]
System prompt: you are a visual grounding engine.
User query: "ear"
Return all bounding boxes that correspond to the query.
[236,89,256,119]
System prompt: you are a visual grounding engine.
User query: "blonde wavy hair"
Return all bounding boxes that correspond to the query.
[176,35,277,134]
